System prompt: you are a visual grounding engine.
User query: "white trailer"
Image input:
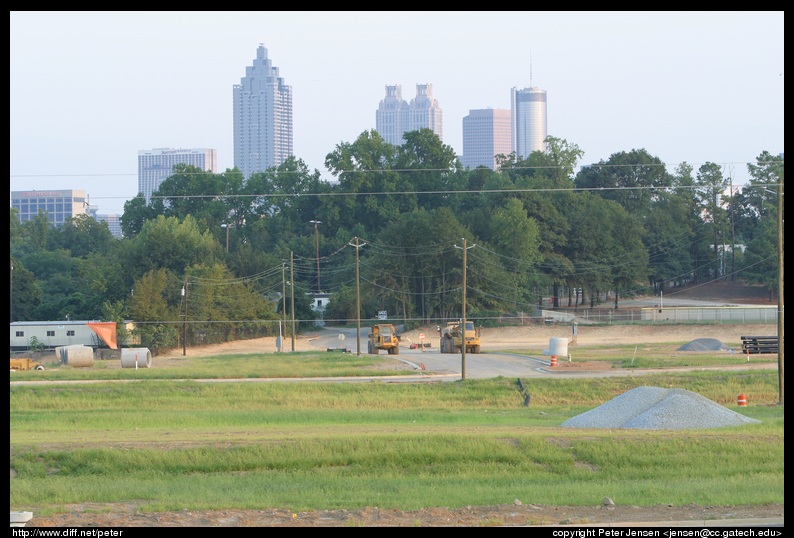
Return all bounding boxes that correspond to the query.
[10,321,118,351]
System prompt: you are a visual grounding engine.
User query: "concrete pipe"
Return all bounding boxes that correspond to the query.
[61,345,95,368]
[120,348,152,368]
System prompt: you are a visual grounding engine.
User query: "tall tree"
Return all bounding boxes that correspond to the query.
[695,162,730,279]
[574,148,671,216]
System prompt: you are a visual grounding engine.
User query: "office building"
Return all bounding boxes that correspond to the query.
[461,109,512,170]
[138,148,218,205]
[375,85,407,146]
[233,43,293,179]
[376,83,443,146]
[93,211,123,239]
[511,86,547,159]
[11,189,90,225]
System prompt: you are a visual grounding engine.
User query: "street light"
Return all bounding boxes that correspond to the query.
[309,220,322,292]
[221,223,233,252]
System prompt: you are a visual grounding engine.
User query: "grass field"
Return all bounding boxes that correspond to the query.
[9,343,784,518]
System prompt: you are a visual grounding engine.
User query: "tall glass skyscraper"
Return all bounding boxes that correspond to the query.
[233,43,293,179]
[511,86,547,159]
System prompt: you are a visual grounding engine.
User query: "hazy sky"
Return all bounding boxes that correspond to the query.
[10,11,784,215]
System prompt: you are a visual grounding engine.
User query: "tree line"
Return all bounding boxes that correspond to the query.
[9,130,783,353]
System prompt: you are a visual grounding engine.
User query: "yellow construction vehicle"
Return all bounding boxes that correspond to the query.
[10,358,45,371]
[367,324,400,355]
[439,320,481,354]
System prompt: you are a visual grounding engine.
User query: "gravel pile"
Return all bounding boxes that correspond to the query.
[560,386,761,430]
[677,337,733,351]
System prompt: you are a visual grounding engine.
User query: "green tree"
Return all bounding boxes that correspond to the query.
[184,263,280,344]
[325,130,403,235]
[51,214,115,258]
[125,215,222,276]
[10,258,41,321]
[740,151,784,295]
[129,268,182,354]
[574,148,672,216]
[120,194,157,238]
[695,162,731,279]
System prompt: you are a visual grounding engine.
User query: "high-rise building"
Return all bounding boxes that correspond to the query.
[137,148,218,205]
[376,83,443,146]
[461,109,512,170]
[11,189,90,225]
[511,86,547,159]
[92,210,123,239]
[408,84,443,142]
[375,85,407,146]
[233,43,293,179]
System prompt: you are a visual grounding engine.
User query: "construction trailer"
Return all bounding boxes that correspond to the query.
[9,321,122,352]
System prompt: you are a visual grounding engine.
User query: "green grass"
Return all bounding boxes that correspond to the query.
[12,351,418,381]
[10,351,783,516]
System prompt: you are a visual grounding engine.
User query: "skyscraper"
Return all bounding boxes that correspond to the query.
[233,43,293,179]
[375,85,407,146]
[137,148,218,205]
[511,86,547,159]
[376,83,443,146]
[461,109,512,170]
[408,84,443,142]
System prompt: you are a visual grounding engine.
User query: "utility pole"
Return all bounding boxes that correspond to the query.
[310,220,322,292]
[290,251,296,352]
[348,237,366,356]
[182,275,188,356]
[281,262,287,352]
[454,238,475,380]
[777,175,784,405]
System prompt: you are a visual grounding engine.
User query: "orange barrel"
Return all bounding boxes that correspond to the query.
[550,355,558,367]
[737,394,747,407]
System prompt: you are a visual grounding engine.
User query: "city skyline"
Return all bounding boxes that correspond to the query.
[10,11,784,214]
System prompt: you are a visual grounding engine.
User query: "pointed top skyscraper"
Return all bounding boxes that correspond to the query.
[233,43,293,178]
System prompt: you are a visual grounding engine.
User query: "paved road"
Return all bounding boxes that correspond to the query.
[306,327,778,382]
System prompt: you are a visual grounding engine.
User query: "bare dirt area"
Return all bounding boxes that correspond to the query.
[21,280,782,527]
[26,501,786,528]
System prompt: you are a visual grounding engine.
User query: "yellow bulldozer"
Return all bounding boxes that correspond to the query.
[439,320,481,354]
[367,324,400,355]
[10,358,45,371]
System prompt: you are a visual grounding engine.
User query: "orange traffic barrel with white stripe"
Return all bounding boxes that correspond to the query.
[550,355,558,367]
[737,394,747,407]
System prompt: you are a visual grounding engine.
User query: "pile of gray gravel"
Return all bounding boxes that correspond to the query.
[560,386,761,430]
[677,337,733,351]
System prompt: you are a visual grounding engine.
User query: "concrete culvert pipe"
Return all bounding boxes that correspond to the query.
[61,345,95,367]
[549,337,568,358]
[120,348,152,368]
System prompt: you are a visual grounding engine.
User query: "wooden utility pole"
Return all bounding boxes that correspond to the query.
[454,238,475,380]
[182,275,188,356]
[777,175,784,405]
[281,262,287,352]
[348,237,365,356]
[290,252,296,352]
